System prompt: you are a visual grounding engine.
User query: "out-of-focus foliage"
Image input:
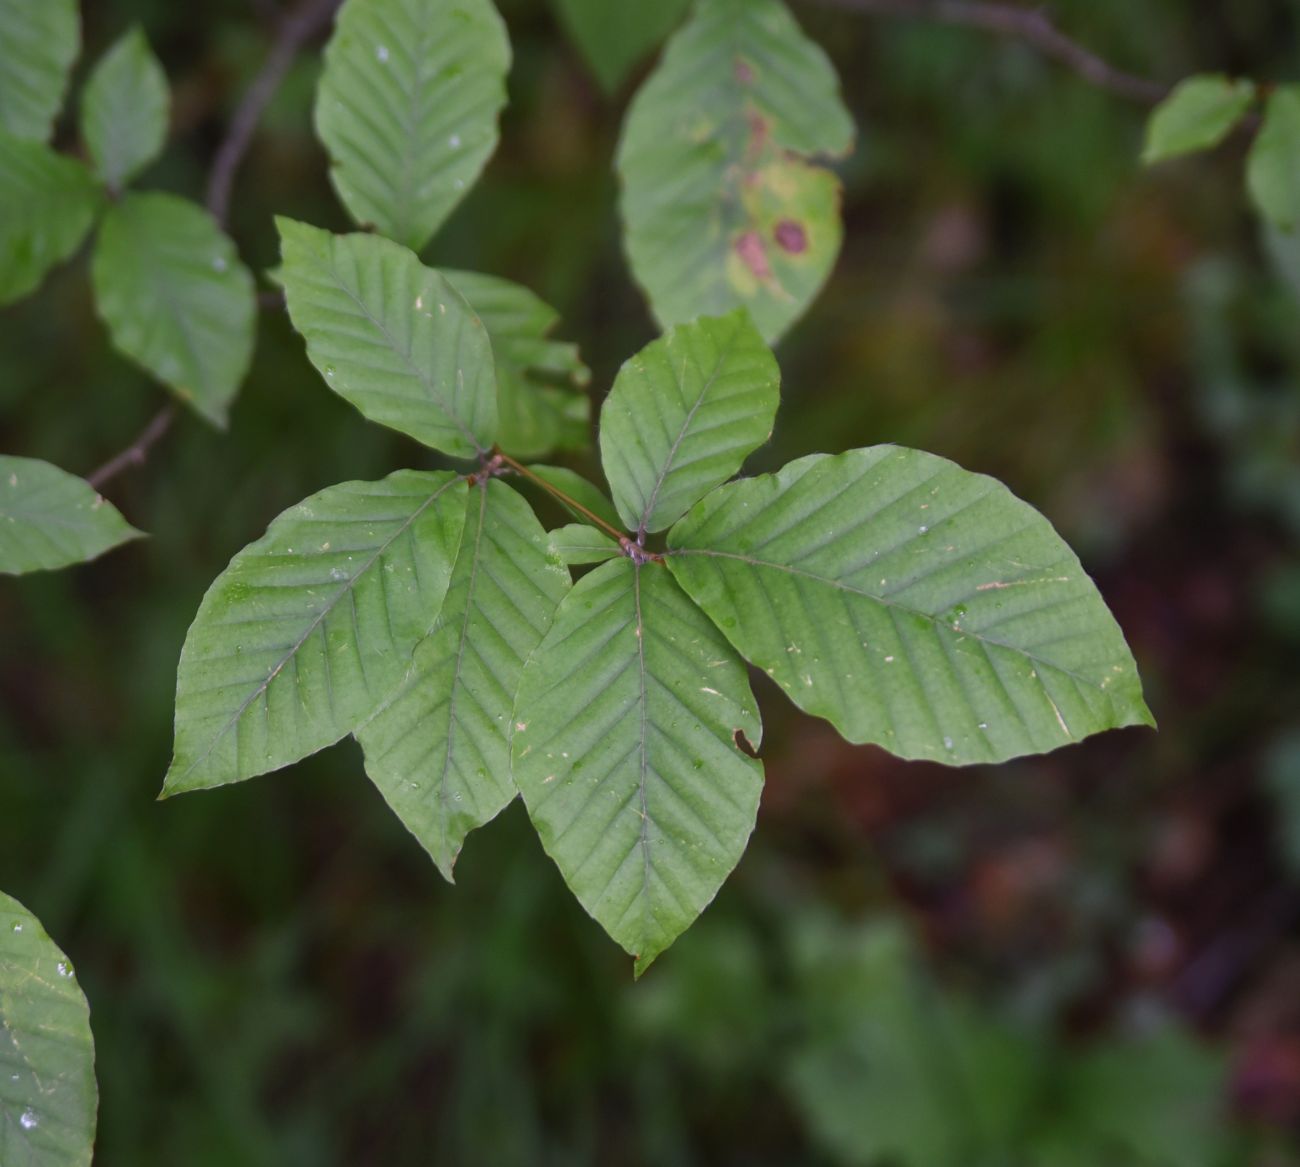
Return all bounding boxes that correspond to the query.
[79,27,169,191]
[550,0,688,93]
[1142,75,1255,165]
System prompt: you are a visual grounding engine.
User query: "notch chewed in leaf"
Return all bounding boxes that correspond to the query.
[512,558,764,976]
[667,446,1154,766]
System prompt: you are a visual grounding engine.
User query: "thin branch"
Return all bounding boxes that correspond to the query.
[88,405,178,490]
[206,0,342,226]
[494,450,647,557]
[802,0,1170,104]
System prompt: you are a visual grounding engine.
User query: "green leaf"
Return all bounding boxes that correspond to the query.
[0,0,78,141]
[616,0,854,342]
[314,0,511,252]
[787,917,1037,1167]
[667,447,1153,765]
[551,0,689,93]
[357,479,570,878]
[524,464,622,529]
[91,192,255,426]
[547,522,618,565]
[1142,74,1254,165]
[1248,85,1300,231]
[512,558,763,974]
[79,27,169,191]
[0,890,97,1167]
[0,132,100,307]
[0,456,141,575]
[1037,1029,1230,1167]
[277,219,498,458]
[443,269,590,460]
[164,470,466,796]
[599,311,779,535]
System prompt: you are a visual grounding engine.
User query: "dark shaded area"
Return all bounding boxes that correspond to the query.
[4,0,1300,1162]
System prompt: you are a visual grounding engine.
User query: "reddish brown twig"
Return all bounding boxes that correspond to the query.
[87,404,178,490]
[206,0,342,228]
[803,0,1169,104]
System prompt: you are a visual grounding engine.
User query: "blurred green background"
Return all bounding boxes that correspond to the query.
[4,0,1300,1162]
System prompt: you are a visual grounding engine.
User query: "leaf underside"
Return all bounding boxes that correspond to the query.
[358,478,570,878]
[599,311,779,535]
[314,0,511,252]
[0,0,78,141]
[277,219,498,457]
[616,0,854,341]
[668,446,1153,765]
[91,192,256,426]
[165,470,466,795]
[0,456,141,575]
[0,133,100,307]
[512,557,764,974]
[0,891,97,1167]
[442,268,590,461]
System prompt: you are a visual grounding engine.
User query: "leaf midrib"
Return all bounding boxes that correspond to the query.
[670,547,1109,692]
[323,251,484,454]
[636,327,741,537]
[436,480,487,860]
[175,475,462,786]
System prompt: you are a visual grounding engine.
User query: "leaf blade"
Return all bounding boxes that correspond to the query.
[668,447,1152,765]
[0,0,78,141]
[91,192,256,425]
[512,558,763,973]
[0,132,100,307]
[358,479,570,878]
[79,26,170,190]
[442,268,590,460]
[1141,74,1254,165]
[277,219,498,457]
[599,311,779,534]
[547,522,618,565]
[165,470,467,795]
[0,456,141,575]
[0,891,97,1167]
[1248,85,1300,231]
[616,0,854,341]
[314,0,511,252]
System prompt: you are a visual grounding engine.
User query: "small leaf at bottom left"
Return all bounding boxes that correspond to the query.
[1,890,97,1167]
[0,456,141,575]
[165,470,467,796]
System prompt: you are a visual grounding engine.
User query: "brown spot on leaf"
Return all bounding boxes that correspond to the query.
[734,231,772,280]
[774,220,808,254]
[734,56,755,84]
[745,110,769,164]
[733,728,759,758]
